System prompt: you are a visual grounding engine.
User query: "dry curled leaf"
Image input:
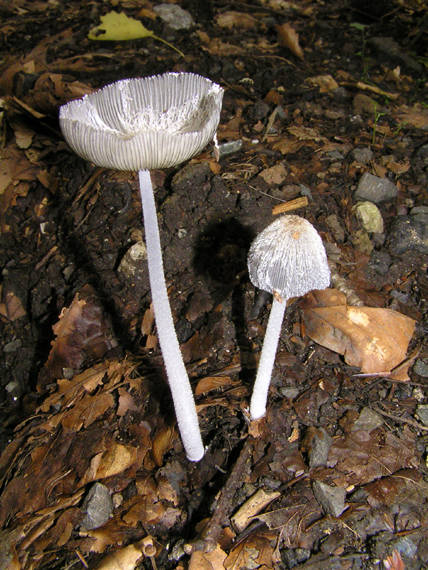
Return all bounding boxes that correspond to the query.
[302,289,416,380]
[276,23,304,59]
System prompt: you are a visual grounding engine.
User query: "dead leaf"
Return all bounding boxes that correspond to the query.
[88,10,184,58]
[216,11,258,30]
[305,74,338,93]
[394,103,428,130]
[231,489,280,533]
[302,289,416,380]
[195,376,236,396]
[224,533,275,569]
[38,285,118,390]
[288,125,327,142]
[152,426,176,466]
[94,541,144,570]
[276,23,304,60]
[383,549,406,570]
[189,544,227,570]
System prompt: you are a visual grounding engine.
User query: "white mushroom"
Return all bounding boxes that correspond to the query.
[59,73,224,461]
[247,214,330,420]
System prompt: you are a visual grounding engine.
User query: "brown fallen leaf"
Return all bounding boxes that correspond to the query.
[216,11,258,29]
[94,541,144,570]
[276,23,304,60]
[188,544,227,570]
[38,284,118,390]
[302,289,416,380]
[383,549,406,570]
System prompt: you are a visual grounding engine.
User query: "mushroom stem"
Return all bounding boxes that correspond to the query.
[250,296,286,420]
[138,169,204,461]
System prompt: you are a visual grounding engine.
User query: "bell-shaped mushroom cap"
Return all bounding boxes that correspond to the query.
[248,215,330,300]
[59,72,224,171]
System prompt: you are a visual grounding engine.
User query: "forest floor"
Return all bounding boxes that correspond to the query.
[0,0,427,568]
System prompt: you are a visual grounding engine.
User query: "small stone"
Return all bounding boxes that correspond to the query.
[153,3,194,30]
[351,407,383,431]
[352,147,374,164]
[354,201,384,233]
[312,480,346,517]
[80,482,113,530]
[415,404,428,427]
[351,228,373,254]
[325,214,345,242]
[258,163,287,185]
[117,241,147,278]
[387,216,428,255]
[413,359,428,377]
[3,339,22,352]
[353,93,378,116]
[368,37,423,74]
[410,205,428,226]
[355,172,398,203]
[218,139,243,158]
[308,427,332,468]
[368,250,391,275]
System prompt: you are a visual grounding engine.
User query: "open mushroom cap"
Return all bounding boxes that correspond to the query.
[59,72,224,171]
[248,215,330,300]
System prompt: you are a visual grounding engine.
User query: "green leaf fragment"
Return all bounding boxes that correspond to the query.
[88,11,185,58]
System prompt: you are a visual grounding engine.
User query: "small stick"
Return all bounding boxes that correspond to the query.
[272,196,308,216]
[200,437,254,550]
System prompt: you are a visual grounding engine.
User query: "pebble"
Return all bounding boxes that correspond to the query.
[413,359,428,377]
[354,201,384,233]
[312,480,346,517]
[355,172,398,203]
[351,147,373,164]
[368,36,423,74]
[415,404,428,427]
[325,214,345,242]
[308,427,332,468]
[368,250,391,275]
[80,482,113,530]
[117,241,147,278]
[153,3,195,30]
[351,407,383,432]
[387,216,428,255]
[353,93,378,116]
[218,139,243,158]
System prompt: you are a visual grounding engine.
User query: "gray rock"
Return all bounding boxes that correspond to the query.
[415,404,428,427]
[117,241,147,279]
[218,139,243,158]
[413,359,428,377]
[351,407,384,432]
[368,37,423,74]
[368,250,391,275]
[308,428,332,468]
[387,216,428,255]
[352,147,373,164]
[153,3,195,30]
[325,214,345,242]
[80,482,113,530]
[355,172,398,203]
[312,480,346,517]
[410,205,428,226]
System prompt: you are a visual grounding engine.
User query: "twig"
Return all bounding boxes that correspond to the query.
[199,437,254,551]
[371,404,428,432]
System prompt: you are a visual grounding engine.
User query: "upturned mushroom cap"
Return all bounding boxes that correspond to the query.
[247,215,330,300]
[59,72,223,171]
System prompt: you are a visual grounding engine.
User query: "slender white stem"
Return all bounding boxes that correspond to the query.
[138,169,204,461]
[250,297,286,420]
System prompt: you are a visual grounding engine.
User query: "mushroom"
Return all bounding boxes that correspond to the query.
[59,73,224,461]
[247,214,330,420]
